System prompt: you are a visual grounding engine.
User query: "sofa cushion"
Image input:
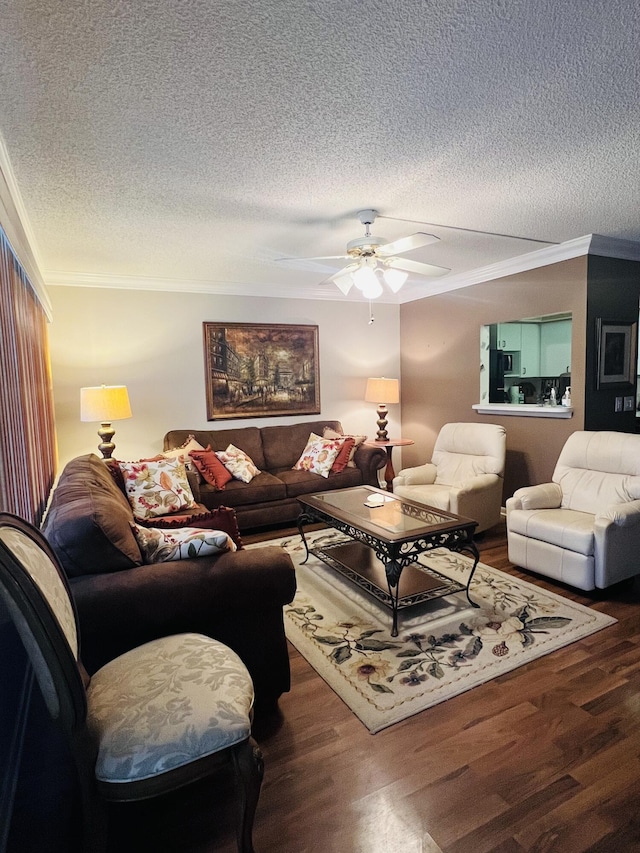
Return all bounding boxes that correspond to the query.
[277,465,363,498]
[164,428,267,471]
[260,420,343,470]
[508,507,595,555]
[42,454,143,578]
[198,472,287,510]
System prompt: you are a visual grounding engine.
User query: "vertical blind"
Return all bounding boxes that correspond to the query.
[0,227,56,525]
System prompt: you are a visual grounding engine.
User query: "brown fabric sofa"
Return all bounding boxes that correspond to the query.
[164,420,388,531]
[41,453,297,709]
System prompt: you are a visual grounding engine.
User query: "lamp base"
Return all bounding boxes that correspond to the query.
[97,422,116,459]
[374,405,389,442]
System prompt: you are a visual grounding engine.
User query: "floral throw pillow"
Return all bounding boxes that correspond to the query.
[135,506,244,550]
[119,458,198,520]
[132,524,236,563]
[293,433,344,478]
[215,444,261,483]
[162,435,205,475]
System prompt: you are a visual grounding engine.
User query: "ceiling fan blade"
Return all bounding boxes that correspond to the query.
[386,257,450,277]
[318,263,359,287]
[376,232,440,257]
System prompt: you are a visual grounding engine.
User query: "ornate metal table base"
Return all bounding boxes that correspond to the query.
[297,508,480,638]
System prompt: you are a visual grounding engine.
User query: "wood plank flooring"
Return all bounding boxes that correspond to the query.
[107,521,640,853]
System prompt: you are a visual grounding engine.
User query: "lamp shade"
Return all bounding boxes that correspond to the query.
[364,377,399,405]
[80,385,132,422]
[382,267,408,293]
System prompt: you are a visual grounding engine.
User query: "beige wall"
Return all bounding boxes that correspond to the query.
[48,257,588,496]
[48,287,401,470]
[399,256,588,501]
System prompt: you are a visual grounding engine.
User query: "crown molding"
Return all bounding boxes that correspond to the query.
[1,132,636,311]
[43,270,374,303]
[47,233,640,305]
[398,234,640,302]
[0,134,52,320]
[398,235,594,301]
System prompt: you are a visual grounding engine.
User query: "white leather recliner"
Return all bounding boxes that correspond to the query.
[506,430,640,591]
[392,423,506,533]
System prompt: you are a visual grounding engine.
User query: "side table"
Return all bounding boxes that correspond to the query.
[364,438,414,492]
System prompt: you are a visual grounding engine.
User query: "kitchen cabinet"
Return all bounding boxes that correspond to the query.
[519,324,540,377]
[484,313,572,403]
[497,323,521,351]
[540,319,571,376]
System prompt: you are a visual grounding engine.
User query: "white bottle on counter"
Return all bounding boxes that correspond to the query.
[561,386,571,407]
[550,387,557,406]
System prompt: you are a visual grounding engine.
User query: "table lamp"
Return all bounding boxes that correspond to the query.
[364,377,399,441]
[80,385,132,459]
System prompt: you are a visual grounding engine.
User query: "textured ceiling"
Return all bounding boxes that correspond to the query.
[0,0,639,303]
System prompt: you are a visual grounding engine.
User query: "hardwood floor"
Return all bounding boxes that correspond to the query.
[107,521,640,853]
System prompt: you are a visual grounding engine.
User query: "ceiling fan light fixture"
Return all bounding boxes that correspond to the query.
[352,261,379,293]
[361,278,383,299]
[360,270,383,299]
[382,267,408,292]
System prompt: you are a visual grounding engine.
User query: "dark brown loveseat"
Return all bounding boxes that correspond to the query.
[164,419,387,531]
[41,453,297,709]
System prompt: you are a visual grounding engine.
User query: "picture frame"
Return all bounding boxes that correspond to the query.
[596,318,638,388]
[203,322,320,420]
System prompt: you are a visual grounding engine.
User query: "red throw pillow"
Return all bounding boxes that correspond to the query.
[331,437,355,473]
[189,446,233,490]
[135,505,243,549]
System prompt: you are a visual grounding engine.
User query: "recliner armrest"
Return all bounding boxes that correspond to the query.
[394,463,437,487]
[507,482,562,513]
[596,499,640,528]
[449,473,501,496]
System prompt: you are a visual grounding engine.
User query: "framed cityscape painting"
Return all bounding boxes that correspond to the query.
[203,322,320,420]
[596,318,637,388]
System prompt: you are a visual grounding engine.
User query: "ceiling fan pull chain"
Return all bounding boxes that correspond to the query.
[368,301,375,324]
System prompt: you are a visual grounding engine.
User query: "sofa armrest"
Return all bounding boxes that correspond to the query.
[353,443,388,486]
[71,545,296,674]
[394,463,437,487]
[506,483,562,514]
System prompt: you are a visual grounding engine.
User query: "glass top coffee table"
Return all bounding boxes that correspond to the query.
[297,486,480,637]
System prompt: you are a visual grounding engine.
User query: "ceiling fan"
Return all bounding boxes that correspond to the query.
[278,209,450,298]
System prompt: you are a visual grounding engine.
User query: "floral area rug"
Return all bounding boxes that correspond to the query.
[261,529,617,733]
